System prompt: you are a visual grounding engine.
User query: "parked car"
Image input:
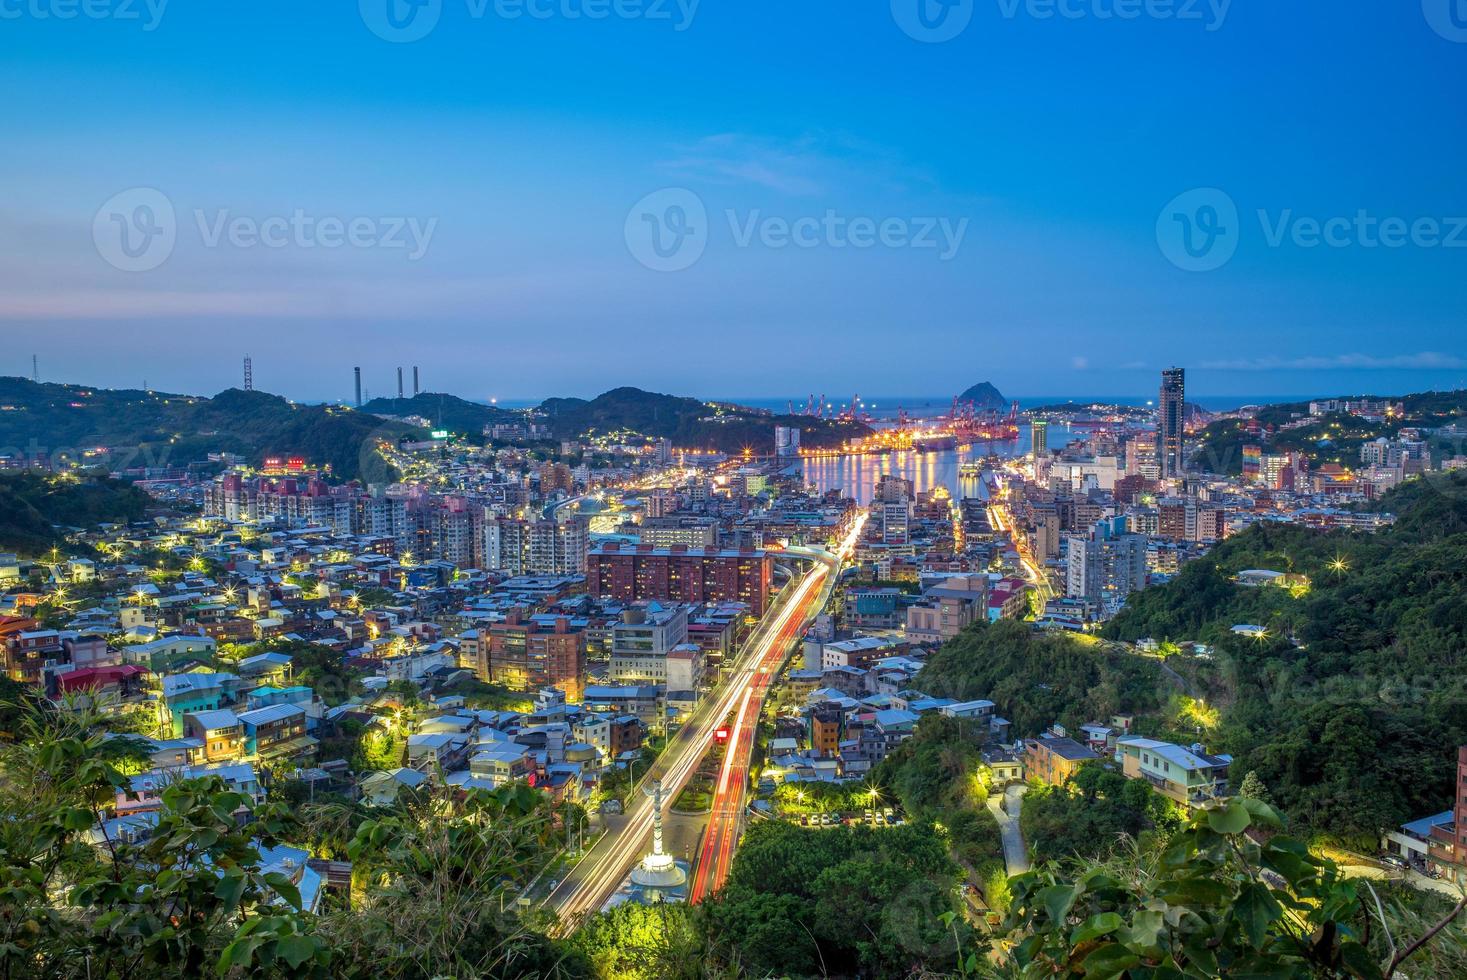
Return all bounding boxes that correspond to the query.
[1381,854,1409,870]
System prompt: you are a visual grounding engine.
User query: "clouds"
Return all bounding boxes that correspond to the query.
[655,133,938,198]
[1200,352,1467,372]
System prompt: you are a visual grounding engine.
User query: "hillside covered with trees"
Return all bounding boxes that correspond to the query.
[915,619,1165,736]
[0,378,417,482]
[1104,471,1467,846]
[0,471,151,553]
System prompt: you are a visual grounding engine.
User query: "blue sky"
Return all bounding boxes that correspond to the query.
[2,0,1465,404]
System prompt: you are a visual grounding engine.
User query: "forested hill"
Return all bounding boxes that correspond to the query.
[358,392,515,433]
[0,378,416,482]
[1103,471,1467,846]
[0,472,151,554]
[536,386,872,452]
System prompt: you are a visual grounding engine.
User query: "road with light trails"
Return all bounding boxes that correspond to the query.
[542,515,863,933]
[988,469,1053,603]
[687,517,865,904]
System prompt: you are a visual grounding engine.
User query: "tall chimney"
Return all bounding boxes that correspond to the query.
[397,367,404,400]
[354,367,362,407]
[413,366,420,396]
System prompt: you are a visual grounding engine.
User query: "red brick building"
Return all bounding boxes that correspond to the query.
[1429,745,1467,884]
[486,612,586,701]
[585,544,774,616]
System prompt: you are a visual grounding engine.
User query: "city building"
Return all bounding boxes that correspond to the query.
[1023,734,1100,785]
[585,544,774,616]
[485,612,586,701]
[1065,516,1148,608]
[608,604,691,685]
[1157,367,1185,479]
[1114,736,1231,808]
[1428,745,1467,884]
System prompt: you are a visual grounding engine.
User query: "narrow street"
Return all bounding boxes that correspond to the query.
[986,784,1030,876]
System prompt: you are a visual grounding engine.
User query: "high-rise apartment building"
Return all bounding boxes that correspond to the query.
[1032,419,1048,457]
[483,611,586,701]
[1157,367,1186,479]
[1066,516,1148,605]
[586,543,774,615]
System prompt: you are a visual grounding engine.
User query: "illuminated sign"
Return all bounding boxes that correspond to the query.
[431,430,449,440]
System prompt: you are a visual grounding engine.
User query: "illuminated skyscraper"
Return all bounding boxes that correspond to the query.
[1157,367,1185,479]
[1031,419,1048,457]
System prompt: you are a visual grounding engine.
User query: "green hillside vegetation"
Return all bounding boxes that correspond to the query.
[0,378,417,482]
[701,819,972,977]
[873,714,1004,875]
[358,391,516,434]
[915,619,1165,736]
[537,387,871,452]
[1020,763,1181,864]
[0,471,151,554]
[1194,388,1467,475]
[1104,471,1467,847]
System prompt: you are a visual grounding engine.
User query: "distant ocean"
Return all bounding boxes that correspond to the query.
[723,395,1315,419]
[447,394,1318,416]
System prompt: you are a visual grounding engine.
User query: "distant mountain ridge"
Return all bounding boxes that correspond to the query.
[957,381,1007,410]
[0,378,873,479]
[359,392,515,433]
[0,377,416,482]
[534,387,871,453]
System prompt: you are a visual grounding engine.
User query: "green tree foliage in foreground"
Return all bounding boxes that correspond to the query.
[997,798,1463,980]
[702,819,975,977]
[1103,472,1467,847]
[916,619,1163,736]
[0,702,589,979]
[567,799,1467,978]
[1019,763,1181,865]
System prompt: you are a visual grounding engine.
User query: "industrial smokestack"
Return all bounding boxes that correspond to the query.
[413,366,419,396]
[354,367,362,408]
[397,367,404,400]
